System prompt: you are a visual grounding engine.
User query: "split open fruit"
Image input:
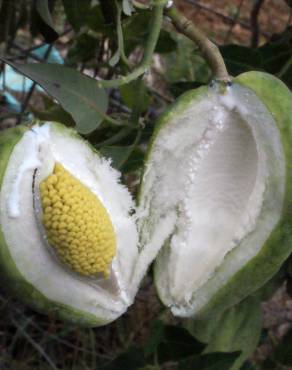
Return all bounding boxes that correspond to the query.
[138,71,292,319]
[0,122,154,326]
[0,71,292,325]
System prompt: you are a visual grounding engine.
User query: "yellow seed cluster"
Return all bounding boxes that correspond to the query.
[39,163,116,277]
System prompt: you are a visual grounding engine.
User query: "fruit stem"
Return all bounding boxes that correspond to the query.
[165,5,231,83]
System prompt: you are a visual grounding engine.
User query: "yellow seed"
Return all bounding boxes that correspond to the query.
[39,163,116,277]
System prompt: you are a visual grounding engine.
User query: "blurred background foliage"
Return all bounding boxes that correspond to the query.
[0,0,292,369]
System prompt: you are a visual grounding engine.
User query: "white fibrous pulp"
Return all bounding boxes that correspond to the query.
[138,83,285,317]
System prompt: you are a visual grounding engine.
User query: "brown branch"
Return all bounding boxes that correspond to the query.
[184,0,270,38]
[224,0,245,43]
[250,0,265,48]
[165,5,230,82]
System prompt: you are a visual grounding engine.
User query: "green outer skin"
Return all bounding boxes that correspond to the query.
[0,123,112,327]
[150,71,292,319]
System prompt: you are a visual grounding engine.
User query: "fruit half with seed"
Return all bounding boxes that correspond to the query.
[138,71,292,319]
[0,122,151,326]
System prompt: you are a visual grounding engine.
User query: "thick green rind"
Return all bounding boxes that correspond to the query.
[0,124,112,327]
[192,72,292,319]
[151,72,292,319]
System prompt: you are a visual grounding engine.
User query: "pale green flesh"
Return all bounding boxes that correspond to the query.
[139,81,285,317]
[0,122,139,324]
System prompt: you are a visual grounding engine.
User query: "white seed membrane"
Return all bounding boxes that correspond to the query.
[0,123,139,322]
[138,83,285,317]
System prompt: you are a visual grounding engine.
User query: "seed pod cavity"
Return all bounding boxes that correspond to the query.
[138,80,286,318]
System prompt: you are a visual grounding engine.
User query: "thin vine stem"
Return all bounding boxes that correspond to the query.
[93,106,128,127]
[95,127,134,148]
[277,55,292,79]
[128,77,146,126]
[165,5,230,82]
[97,0,166,88]
[113,0,133,69]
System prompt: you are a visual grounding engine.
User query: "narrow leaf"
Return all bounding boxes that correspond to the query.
[62,0,91,31]
[36,0,57,32]
[157,325,205,363]
[120,80,150,111]
[203,297,262,370]
[100,145,134,169]
[122,147,145,172]
[31,105,75,128]
[144,320,165,357]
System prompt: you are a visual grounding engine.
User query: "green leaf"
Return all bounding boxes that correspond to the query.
[84,5,108,34]
[205,297,261,370]
[144,321,205,364]
[170,81,204,98]
[66,34,99,66]
[178,352,240,370]
[120,80,150,111]
[100,145,135,169]
[144,320,165,357]
[122,147,145,172]
[99,0,116,25]
[220,45,263,75]
[156,30,177,54]
[123,11,151,53]
[156,324,205,363]
[260,27,292,87]
[31,104,75,128]
[100,346,146,370]
[62,0,91,31]
[254,267,286,301]
[36,0,57,32]
[162,34,210,83]
[274,328,292,365]
[32,0,59,42]
[2,61,108,134]
[189,297,262,370]
[123,12,175,55]
[220,28,292,88]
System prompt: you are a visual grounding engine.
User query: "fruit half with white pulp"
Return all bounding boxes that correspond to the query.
[138,72,292,319]
[0,122,150,326]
